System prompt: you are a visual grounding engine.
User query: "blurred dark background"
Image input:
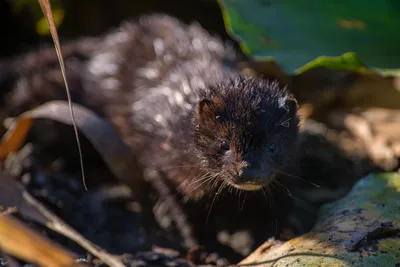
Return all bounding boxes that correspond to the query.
[0,0,234,59]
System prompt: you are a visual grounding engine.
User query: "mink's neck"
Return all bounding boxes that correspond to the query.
[152,103,217,201]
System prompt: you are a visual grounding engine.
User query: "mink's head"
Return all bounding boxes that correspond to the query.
[193,77,299,191]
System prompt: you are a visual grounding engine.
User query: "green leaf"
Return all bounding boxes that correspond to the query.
[241,173,400,266]
[219,0,400,75]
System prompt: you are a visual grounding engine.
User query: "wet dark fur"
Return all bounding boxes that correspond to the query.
[0,15,300,261]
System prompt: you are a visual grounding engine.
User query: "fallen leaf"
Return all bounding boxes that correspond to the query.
[0,213,87,267]
[240,173,400,267]
[0,101,143,191]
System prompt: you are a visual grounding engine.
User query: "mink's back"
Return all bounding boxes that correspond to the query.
[0,14,240,168]
[83,15,245,178]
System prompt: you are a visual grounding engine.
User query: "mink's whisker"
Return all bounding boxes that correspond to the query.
[239,190,247,212]
[161,164,202,171]
[276,169,320,188]
[206,178,226,226]
[261,187,269,206]
[272,180,308,207]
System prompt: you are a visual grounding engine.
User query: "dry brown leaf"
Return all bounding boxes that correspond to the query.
[344,114,397,170]
[329,108,400,171]
[0,118,33,160]
[0,101,142,190]
[0,213,87,267]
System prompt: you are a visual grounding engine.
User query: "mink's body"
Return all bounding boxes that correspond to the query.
[0,15,300,261]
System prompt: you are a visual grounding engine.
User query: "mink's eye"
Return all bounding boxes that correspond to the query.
[220,140,230,151]
[267,143,276,153]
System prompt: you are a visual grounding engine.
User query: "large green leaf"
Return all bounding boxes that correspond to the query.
[219,0,400,75]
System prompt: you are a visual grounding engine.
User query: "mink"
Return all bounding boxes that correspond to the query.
[0,15,301,262]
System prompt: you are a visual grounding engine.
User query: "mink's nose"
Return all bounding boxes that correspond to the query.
[238,165,262,183]
[236,163,268,190]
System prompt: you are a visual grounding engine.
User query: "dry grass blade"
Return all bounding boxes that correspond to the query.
[37,0,86,190]
[0,101,142,192]
[0,213,87,267]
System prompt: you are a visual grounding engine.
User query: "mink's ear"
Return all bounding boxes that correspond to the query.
[285,95,298,116]
[279,94,298,113]
[279,94,299,128]
[195,98,215,123]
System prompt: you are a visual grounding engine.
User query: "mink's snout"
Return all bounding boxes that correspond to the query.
[232,160,274,191]
[238,165,261,183]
